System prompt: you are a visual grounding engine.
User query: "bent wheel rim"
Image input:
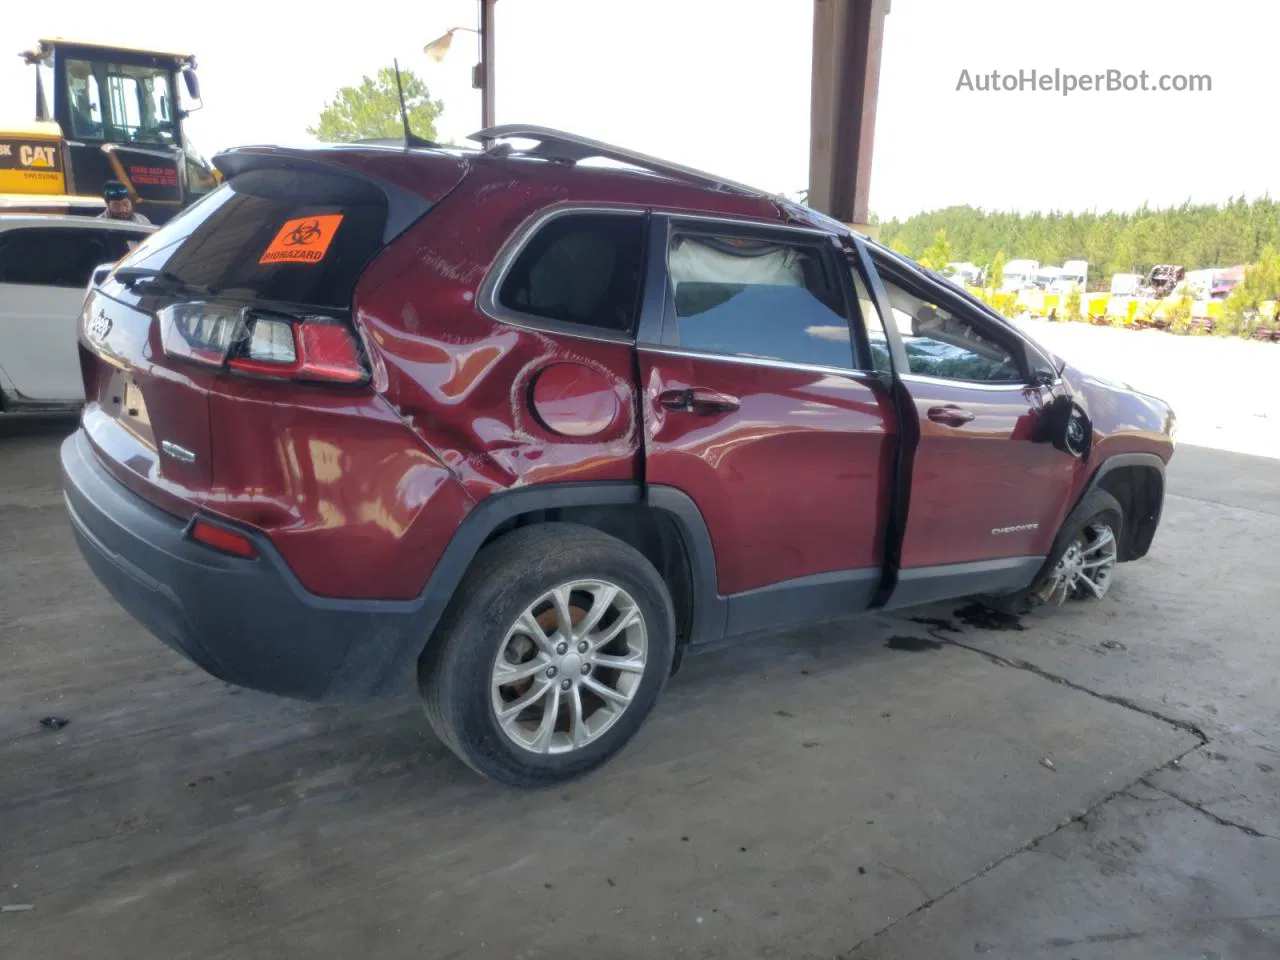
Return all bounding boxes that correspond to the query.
[1037,519,1119,605]
[491,579,648,755]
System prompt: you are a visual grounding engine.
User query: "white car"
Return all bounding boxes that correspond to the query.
[0,215,154,411]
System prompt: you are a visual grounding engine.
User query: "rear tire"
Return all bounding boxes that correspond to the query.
[419,522,675,787]
[984,488,1124,615]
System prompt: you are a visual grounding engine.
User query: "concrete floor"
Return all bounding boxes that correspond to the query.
[2,337,1279,957]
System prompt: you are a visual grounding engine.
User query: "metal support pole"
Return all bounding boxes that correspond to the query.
[808,0,890,229]
[478,0,497,128]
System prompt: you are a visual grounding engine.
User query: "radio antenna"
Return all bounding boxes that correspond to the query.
[392,58,434,149]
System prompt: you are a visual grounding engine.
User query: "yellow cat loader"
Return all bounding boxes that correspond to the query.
[1,39,220,223]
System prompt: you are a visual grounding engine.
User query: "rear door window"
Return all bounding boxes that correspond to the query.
[118,168,389,308]
[0,228,112,288]
[665,230,853,369]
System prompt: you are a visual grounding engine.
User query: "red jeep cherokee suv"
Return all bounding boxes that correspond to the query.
[61,126,1175,785]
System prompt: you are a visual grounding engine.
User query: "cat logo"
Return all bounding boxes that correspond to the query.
[19,144,57,168]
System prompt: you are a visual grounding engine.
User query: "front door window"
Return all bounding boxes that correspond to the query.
[855,269,1022,383]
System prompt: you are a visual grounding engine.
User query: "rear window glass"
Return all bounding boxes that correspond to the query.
[497,212,645,334]
[118,168,389,308]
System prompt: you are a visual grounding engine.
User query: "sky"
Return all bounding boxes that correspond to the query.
[3,0,1277,220]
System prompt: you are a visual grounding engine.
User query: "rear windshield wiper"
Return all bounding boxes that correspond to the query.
[113,267,210,298]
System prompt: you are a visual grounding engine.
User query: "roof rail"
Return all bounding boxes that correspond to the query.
[469,124,772,199]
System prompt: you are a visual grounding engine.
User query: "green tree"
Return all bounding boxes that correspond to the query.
[919,229,953,271]
[1064,286,1082,322]
[889,237,912,257]
[308,66,443,143]
[1222,244,1280,337]
[874,196,1280,294]
[988,249,1006,293]
[1166,286,1193,335]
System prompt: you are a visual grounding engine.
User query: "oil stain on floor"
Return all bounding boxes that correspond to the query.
[953,603,1026,632]
[885,635,944,653]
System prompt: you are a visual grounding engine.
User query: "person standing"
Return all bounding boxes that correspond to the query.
[98,181,151,224]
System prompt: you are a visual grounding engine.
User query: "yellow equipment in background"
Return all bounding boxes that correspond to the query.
[1,38,220,223]
[0,121,68,195]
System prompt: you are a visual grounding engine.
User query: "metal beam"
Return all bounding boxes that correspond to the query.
[808,0,890,228]
[479,0,497,129]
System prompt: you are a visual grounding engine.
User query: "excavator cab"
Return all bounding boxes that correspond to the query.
[1,39,220,223]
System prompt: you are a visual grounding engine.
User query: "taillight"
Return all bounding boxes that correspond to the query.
[159,302,242,367]
[158,302,367,384]
[229,319,365,384]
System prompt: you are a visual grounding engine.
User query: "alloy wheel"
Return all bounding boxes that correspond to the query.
[491,579,648,755]
[1036,519,1118,605]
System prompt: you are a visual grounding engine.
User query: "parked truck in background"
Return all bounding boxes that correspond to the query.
[1,39,219,223]
[1001,258,1039,293]
[1110,273,1142,297]
[1033,266,1064,290]
[1052,259,1088,293]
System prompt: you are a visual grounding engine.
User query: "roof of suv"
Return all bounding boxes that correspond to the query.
[0,214,155,234]
[215,124,846,234]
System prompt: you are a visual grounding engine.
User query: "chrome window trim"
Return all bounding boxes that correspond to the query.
[475,202,649,345]
[639,343,872,382]
[898,372,1038,392]
[475,203,840,347]
[662,211,836,241]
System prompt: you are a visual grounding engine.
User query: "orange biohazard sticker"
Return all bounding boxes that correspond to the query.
[258,214,344,265]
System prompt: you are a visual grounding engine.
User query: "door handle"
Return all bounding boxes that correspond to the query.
[927,404,975,426]
[659,388,740,415]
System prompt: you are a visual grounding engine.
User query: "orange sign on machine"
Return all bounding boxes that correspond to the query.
[259,215,344,265]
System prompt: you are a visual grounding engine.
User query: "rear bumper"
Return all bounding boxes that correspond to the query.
[60,429,428,701]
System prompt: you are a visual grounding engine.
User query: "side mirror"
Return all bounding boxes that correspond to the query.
[1034,394,1092,459]
[183,68,201,101]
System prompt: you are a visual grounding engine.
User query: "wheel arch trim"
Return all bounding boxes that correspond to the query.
[418,481,726,649]
[1078,452,1166,514]
[1082,452,1167,490]
[1076,452,1167,561]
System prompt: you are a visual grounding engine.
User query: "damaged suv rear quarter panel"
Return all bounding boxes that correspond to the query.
[205,379,474,601]
[352,158,782,504]
[160,146,485,602]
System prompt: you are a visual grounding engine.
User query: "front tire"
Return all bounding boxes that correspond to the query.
[986,488,1124,615]
[419,523,676,787]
